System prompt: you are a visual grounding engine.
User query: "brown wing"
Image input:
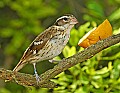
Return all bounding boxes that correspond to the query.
[20,27,54,62]
[13,26,58,72]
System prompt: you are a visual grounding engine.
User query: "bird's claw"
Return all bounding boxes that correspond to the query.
[34,73,41,85]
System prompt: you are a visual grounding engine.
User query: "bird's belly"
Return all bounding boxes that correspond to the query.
[35,34,69,61]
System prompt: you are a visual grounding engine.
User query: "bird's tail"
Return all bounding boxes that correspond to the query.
[13,60,27,72]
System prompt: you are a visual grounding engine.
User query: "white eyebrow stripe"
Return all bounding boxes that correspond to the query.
[56,16,69,22]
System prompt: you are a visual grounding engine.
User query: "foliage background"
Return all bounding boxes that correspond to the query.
[0,0,120,93]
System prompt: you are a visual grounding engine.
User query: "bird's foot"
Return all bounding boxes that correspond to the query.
[34,73,41,85]
[49,59,62,63]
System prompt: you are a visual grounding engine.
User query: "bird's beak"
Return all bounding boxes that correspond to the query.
[70,17,78,25]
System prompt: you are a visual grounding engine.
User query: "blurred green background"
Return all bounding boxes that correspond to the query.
[0,0,120,93]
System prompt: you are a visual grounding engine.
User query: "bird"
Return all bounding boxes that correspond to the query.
[13,14,78,83]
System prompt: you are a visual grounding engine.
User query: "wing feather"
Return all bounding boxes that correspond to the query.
[13,26,56,72]
[21,27,54,61]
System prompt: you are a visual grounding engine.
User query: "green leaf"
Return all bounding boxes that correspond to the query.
[109,8,120,21]
[69,28,79,46]
[62,46,70,58]
[62,46,76,58]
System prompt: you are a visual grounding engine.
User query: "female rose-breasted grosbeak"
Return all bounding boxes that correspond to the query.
[13,14,78,83]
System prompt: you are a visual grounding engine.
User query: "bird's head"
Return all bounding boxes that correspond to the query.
[54,14,78,27]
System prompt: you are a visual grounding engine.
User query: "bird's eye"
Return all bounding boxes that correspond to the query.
[63,17,68,21]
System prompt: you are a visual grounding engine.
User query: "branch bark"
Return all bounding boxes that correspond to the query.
[0,33,120,88]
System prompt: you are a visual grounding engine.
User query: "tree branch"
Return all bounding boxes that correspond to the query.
[0,33,120,88]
